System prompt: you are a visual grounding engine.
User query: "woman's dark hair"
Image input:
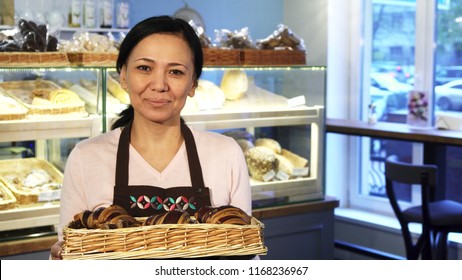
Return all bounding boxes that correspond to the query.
[111,15,203,130]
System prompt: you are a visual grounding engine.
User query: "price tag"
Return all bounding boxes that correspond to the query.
[292,167,309,177]
[38,190,61,202]
[276,170,290,181]
[287,95,306,108]
[262,170,276,182]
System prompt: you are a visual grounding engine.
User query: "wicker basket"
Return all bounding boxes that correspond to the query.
[0,180,17,210]
[0,91,28,120]
[62,217,267,260]
[241,49,306,66]
[203,48,241,66]
[0,80,87,116]
[0,158,63,204]
[0,52,70,67]
[67,52,118,67]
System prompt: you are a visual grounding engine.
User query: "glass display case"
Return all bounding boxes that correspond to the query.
[0,64,326,239]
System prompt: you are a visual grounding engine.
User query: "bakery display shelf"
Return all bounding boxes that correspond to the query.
[182,85,323,130]
[0,202,59,232]
[250,171,323,208]
[0,114,100,142]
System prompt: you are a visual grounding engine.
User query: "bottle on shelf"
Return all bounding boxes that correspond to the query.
[68,0,82,28]
[83,0,96,28]
[116,0,129,28]
[100,0,114,28]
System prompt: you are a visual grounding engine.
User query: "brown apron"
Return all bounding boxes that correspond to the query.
[113,121,212,217]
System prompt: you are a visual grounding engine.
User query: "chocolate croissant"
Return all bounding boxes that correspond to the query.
[143,209,194,226]
[194,205,252,225]
[68,205,141,229]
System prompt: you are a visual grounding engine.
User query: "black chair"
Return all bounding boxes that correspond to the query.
[385,155,462,259]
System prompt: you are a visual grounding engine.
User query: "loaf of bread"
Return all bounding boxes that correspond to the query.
[275,154,294,177]
[281,148,308,168]
[194,205,251,225]
[107,75,130,104]
[220,70,248,100]
[255,138,282,154]
[188,79,226,110]
[236,139,254,153]
[245,146,277,181]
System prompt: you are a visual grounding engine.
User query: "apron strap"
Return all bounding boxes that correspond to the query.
[115,121,207,194]
[181,123,207,194]
[115,121,131,189]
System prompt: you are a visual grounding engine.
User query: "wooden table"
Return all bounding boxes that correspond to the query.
[326,118,462,199]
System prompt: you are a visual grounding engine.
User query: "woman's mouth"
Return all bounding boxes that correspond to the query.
[145,98,171,107]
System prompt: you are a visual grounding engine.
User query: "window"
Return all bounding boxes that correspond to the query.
[326,0,462,214]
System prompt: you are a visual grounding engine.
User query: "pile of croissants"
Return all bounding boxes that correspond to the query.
[67,204,252,230]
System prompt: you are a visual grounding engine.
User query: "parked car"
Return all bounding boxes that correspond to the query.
[372,62,414,84]
[435,66,462,86]
[435,79,462,111]
[370,72,413,110]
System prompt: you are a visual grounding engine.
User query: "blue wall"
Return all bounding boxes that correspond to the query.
[128,0,284,42]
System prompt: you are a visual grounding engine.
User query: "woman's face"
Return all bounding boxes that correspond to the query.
[119,33,196,125]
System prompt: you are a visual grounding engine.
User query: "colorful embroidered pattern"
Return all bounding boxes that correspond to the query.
[129,195,197,211]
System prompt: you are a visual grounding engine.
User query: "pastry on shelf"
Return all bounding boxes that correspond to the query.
[255,138,282,154]
[107,73,130,104]
[220,70,249,100]
[275,154,295,177]
[236,139,254,153]
[0,158,63,204]
[248,138,309,180]
[186,79,225,111]
[0,79,87,117]
[0,92,28,120]
[281,148,309,168]
[245,146,277,181]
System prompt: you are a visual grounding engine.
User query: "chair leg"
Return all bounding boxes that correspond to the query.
[434,232,449,260]
[420,229,433,260]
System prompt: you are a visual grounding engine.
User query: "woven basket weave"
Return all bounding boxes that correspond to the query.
[0,158,63,204]
[67,52,118,67]
[62,217,267,260]
[0,91,28,120]
[0,180,16,210]
[241,49,306,66]
[203,48,241,66]
[0,52,70,67]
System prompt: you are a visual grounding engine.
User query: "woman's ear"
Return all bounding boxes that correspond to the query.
[188,80,198,97]
[119,66,128,90]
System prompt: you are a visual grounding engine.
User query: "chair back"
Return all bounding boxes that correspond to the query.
[384,155,437,259]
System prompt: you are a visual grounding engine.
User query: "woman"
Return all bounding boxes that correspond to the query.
[50,15,251,259]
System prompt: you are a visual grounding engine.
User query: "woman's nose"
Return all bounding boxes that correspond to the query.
[149,72,168,92]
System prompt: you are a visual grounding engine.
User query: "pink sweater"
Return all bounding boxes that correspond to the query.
[57,127,251,240]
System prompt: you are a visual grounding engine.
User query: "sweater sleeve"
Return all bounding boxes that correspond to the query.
[228,138,252,216]
[57,145,88,241]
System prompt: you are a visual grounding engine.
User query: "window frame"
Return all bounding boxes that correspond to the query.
[327,0,438,215]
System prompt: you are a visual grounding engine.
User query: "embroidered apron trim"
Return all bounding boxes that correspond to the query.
[130,195,197,211]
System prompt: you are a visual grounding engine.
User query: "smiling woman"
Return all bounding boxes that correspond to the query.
[119,33,197,126]
[50,15,253,260]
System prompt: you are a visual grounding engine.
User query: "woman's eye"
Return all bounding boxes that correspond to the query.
[137,65,150,71]
[170,69,184,75]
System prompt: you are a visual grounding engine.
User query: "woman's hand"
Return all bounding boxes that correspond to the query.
[50,240,63,260]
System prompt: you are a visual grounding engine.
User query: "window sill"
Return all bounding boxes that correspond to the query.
[335,207,462,244]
